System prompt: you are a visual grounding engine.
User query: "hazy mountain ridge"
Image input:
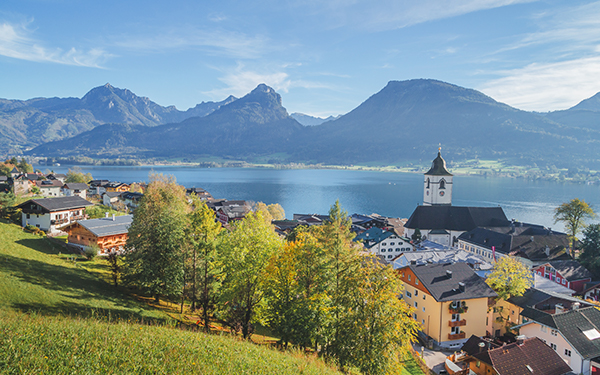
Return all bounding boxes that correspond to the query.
[0,84,237,153]
[290,113,340,126]
[20,79,600,169]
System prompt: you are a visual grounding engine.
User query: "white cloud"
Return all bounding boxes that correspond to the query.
[114,27,269,59]
[0,22,110,67]
[203,64,333,99]
[479,57,600,111]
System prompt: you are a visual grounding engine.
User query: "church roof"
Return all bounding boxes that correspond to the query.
[425,151,452,176]
[405,205,510,232]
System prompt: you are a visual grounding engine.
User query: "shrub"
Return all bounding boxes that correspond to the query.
[83,246,98,260]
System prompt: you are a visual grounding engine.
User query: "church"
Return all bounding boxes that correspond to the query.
[404,150,510,247]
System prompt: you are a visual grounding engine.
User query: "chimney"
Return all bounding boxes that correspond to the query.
[105,212,109,218]
[545,246,550,257]
[458,282,466,292]
[112,213,115,221]
[446,270,453,279]
[555,304,564,314]
[516,335,526,345]
[573,302,581,310]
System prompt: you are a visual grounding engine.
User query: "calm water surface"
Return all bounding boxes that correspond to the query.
[49,165,600,232]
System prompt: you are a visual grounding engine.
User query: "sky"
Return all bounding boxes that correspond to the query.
[2,0,600,117]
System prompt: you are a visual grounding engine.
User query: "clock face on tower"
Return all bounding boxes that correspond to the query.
[439,191,445,196]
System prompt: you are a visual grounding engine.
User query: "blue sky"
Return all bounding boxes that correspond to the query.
[2,0,600,117]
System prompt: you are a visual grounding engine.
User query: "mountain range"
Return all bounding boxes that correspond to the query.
[5,79,600,168]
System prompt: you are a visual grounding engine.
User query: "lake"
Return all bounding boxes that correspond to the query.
[47,165,600,232]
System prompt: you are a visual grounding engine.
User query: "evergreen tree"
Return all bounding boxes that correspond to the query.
[579,224,600,279]
[122,174,188,303]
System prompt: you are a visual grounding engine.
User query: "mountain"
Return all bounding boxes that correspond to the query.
[290,113,339,126]
[544,92,600,130]
[0,84,236,153]
[24,80,600,168]
[31,84,304,159]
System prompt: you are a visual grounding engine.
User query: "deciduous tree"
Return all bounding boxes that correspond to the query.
[65,167,93,183]
[486,256,532,300]
[188,196,222,332]
[554,198,596,251]
[123,173,188,304]
[218,211,283,339]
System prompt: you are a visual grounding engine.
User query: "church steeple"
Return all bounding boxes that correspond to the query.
[423,148,453,206]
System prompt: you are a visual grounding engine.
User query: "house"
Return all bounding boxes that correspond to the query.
[354,227,413,262]
[515,306,600,375]
[9,167,20,179]
[391,250,493,278]
[458,223,571,267]
[64,214,132,255]
[397,262,497,349]
[46,173,67,183]
[104,182,130,193]
[35,180,63,197]
[12,174,33,196]
[119,191,143,209]
[89,180,110,196]
[102,192,122,207]
[208,200,252,224]
[448,335,572,375]
[533,273,576,296]
[489,287,594,338]
[404,150,511,246]
[17,196,93,233]
[186,187,213,200]
[580,282,600,302]
[62,183,89,199]
[533,260,593,293]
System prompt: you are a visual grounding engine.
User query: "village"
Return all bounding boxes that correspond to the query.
[1,152,599,375]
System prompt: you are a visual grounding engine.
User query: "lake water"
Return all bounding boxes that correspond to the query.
[47,165,600,232]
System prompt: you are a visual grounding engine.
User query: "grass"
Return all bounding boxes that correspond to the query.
[0,218,424,374]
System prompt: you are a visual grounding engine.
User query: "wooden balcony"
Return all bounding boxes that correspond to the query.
[449,304,468,314]
[448,332,466,340]
[448,319,467,327]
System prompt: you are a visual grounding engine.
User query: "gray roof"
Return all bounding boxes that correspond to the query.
[76,215,133,237]
[405,206,510,231]
[425,151,452,176]
[544,260,593,281]
[63,183,89,190]
[404,262,497,302]
[18,196,93,212]
[103,192,121,198]
[534,274,576,295]
[392,249,493,270]
[510,287,593,311]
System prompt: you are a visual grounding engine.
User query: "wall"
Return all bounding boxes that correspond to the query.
[519,322,581,374]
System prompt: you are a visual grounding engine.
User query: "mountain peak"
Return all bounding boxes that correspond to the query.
[569,92,600,112]
[103,83,114,89]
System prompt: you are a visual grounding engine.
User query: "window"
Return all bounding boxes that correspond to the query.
[396,248,400,251]
[382,242,387,246]
[413,313,417,320]
[551,329,558,336]
[422,319,425,325]
[565,349,571,357]
[541,325,547,333]
[388,255,393,258]
[406,291,412,298]
[414,302,418,308]
[439,179,446,189]
[556,277,561,283]
[415,279,419,285]
[390,242,395,246]
[415,289,418,296]
[408,275,411,281]
[381,249,386,252]
[422,307,425,312]
[423,294,426,300]
[550,343,557,350]
[562,279,567,285]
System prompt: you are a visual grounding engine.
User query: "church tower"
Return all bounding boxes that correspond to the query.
[423,148,453,206]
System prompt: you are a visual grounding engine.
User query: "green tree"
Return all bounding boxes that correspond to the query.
[579,224,600,279]
[106,251,121,287]
[554,198,597,251]
[0,192,16,218]
[65,167,93,183]
[486,256,532,300]
[411,228,422,244]
[17,158,33,173]
[218,211,283,339]
[0,163,11,177]
[188,196,222,332]
[123,174,188,303]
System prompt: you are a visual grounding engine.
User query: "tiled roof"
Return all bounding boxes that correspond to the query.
[545,260,593,281]
[509,288,593,311]
[488,337,572,375]
[405,262,497,302]
[36,180,63,188]
[392,249,493,270]
[553,307,600,359]
[405,206,510,231]
[63,183,89,190]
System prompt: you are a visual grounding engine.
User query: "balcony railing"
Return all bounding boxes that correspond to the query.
[448,319,467,327]
[448,332,466,340]
[449,303,469,314]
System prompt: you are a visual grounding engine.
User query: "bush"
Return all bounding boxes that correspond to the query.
[83,246,98,260]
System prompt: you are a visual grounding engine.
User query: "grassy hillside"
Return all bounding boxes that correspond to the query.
[0,219,424,374]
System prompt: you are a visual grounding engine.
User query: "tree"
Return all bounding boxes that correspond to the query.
[486,256,532,300]
[217,211,283,339]
[122,173,189,303]
[0,192,16,219]
[106,251,121,287]
[188,196,222,332]
[554,198,596,251]
[17,158,33,173]
[579,224,600,279]
[65,167,93,183]
[411,228,422,244]
[267,203,285,220]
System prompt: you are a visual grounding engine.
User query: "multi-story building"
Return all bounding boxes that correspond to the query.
[17,196,93,233]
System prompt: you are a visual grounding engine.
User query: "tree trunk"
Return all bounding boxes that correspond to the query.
[191,247,197,311]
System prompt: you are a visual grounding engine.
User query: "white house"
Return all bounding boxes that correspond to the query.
[354,227,413,262]
[62,183,88,199]
[17,196,93,234]
[35,180,64,197]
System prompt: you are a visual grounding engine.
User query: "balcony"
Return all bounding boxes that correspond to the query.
[448,319,467,327]
[449,303,468,314]
[448,332,466,340]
